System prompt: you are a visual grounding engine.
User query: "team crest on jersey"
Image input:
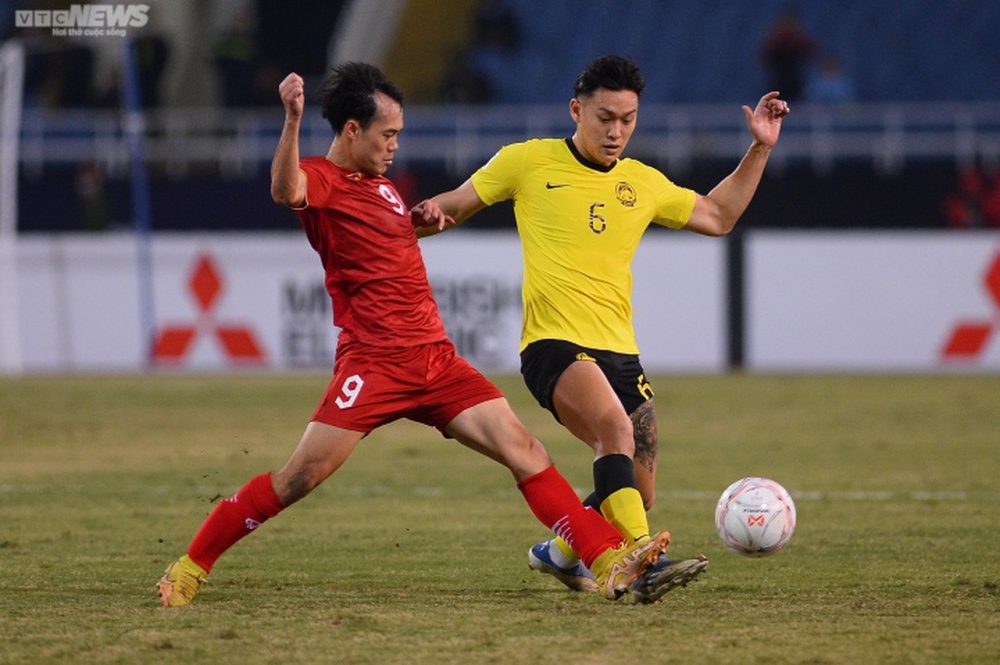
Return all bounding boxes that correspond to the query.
[615,181,636,207]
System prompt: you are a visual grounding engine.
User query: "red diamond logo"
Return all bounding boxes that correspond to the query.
[941,323,992,359]
[189,255,222,312]
[984,253,1000,310]
[153,253,266,366]
[940,251,1000,363]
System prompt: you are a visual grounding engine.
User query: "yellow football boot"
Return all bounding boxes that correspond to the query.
[590,531,671,601]
[157,555,208,607]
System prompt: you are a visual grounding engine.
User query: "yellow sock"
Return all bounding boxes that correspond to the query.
[554,535,578,562]
[600,487,651,544]
[551,487,650,562]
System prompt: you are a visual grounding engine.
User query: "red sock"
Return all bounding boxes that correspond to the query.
[186,472,285,571]
[517,465,625,568]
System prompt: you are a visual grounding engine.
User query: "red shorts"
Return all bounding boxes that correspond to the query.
[312,339,504,435]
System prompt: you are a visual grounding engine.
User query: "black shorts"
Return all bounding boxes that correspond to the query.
[519,339,654,420]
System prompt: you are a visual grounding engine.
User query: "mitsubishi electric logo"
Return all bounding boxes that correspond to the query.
[15,4,149,38]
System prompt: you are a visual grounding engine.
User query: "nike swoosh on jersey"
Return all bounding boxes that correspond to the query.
[545,182,570,189]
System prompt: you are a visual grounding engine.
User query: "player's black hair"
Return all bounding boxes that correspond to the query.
[318,62,404,134]
[573,54,646,99]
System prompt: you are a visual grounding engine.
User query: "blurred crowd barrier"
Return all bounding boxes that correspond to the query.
[19,102,1000,178]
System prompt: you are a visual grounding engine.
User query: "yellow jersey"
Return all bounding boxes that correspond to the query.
[470,138,697,354]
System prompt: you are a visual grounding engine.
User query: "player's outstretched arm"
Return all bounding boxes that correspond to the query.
[412,179,487,237]
[685,91,789,237]
[271,73,308,208]
[410,199,455,236]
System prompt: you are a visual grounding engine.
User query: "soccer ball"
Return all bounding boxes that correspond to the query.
[715,477,796,556]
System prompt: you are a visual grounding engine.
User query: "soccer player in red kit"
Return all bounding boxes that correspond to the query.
[157,62,686,607]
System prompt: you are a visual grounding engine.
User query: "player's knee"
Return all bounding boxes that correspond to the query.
[602,419,635,456]
[273,463,328,505]
[522,433,551,463]
[511,434,553,475]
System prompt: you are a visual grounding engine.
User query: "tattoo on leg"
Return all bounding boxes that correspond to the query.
[630,400,658,474]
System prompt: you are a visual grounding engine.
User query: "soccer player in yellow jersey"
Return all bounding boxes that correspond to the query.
[413,55,789,596]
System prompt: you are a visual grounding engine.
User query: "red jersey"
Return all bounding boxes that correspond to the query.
[296,157,448,347]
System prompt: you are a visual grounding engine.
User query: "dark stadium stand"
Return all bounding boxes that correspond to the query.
[10,0,1000,233]
[473,0,1000,103]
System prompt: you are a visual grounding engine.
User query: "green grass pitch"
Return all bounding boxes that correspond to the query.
[1,373,998,664]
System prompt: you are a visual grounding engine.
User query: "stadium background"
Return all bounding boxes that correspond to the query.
[2,0,1000,373]
[3,8,998,662]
